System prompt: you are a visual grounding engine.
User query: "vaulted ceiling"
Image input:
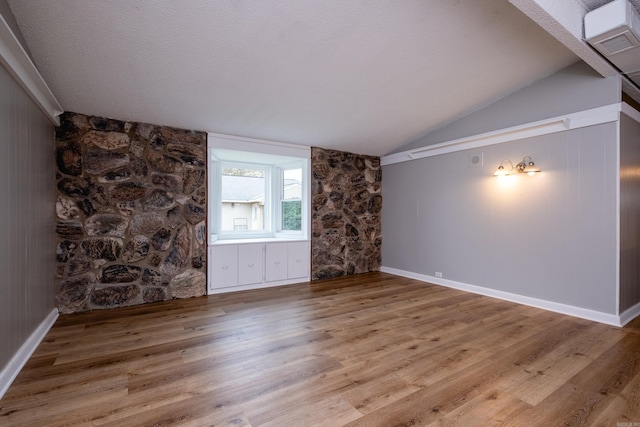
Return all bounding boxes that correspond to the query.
[5,0,627,156]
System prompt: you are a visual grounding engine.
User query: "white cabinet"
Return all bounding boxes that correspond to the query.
[209,245,238,289]
[238,244,263,285]
[208,240,310,293]
[288,241,309,279]
[265,243,288,282]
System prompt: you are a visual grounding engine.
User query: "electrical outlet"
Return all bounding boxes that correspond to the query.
[435,272,443,278]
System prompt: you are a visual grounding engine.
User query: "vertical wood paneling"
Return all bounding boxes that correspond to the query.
[0,63,55,371]
[619,113,640,312]
[382,123,618,315]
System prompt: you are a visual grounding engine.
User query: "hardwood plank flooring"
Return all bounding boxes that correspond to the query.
[2,272,640,426]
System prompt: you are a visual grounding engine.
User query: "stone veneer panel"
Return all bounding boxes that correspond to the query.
[311,147,382,280]
[55,112,207,313]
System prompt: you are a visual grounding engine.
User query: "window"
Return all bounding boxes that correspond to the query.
[220,165,267,233]
[208,134,310,242]
[281,167,302,231]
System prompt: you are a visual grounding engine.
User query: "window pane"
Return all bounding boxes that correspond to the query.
[282,168,302,231]
[283,168,302,200]
[221,167,265,232]
[282,200,302,231]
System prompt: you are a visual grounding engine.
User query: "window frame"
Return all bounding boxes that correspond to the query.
[208,133,310,244]
[274,161,305,235]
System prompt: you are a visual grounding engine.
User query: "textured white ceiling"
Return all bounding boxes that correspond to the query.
[7,0,577,156]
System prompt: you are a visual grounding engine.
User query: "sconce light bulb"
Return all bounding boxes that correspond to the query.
[493,163,511,177]
[523,161,541,176]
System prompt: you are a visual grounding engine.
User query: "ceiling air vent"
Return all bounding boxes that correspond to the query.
[585,0,640,86]
[599,31,637,54]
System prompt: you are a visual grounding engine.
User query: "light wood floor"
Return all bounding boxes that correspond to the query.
[2,272,640,426]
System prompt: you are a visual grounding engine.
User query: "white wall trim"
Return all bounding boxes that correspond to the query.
[620,301,640,327]
[380,266,622,326]
[615,114,621,318]
[208,277,308,295]
[0,308,58,399]
[382,103,622,166]
[208,132,310,157]
[0,15,62,126]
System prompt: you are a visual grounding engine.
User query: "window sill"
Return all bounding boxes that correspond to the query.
[210,236,309,246]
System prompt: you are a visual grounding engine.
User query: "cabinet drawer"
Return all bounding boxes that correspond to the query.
[209,246,238,289]
[238,244,263,285]
[265,243,288,282]
[288,241,309,279]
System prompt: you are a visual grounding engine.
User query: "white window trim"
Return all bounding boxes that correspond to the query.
[208,133,311,244]
[274,160,308,236]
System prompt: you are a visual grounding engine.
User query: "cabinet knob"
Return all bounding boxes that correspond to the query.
[296,259,302,263]
[248,263,254,268]
[274,261,280,265]
[222,265,228,270]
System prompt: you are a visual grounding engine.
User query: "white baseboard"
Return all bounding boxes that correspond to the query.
[0,308,59,399]
[619,301,640,327]
[380,266,622,326]
[208,276,310,295]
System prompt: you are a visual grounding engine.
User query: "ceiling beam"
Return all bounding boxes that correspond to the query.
[510,0,619,78]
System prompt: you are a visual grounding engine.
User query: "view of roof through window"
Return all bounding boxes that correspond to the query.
[220,167,302,232]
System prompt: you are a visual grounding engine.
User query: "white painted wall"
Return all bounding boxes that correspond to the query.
[0,60,56,393]
[382,123,618,316]
[620,109,640,313]
[397,62,620,153]
[382,63,628,321]
[0,3,60,397]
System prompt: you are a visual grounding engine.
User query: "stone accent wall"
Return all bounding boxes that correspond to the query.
[311,147,382,280]
[55,112,207,313]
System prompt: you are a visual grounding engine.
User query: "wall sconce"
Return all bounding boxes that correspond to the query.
[493,156,541,177]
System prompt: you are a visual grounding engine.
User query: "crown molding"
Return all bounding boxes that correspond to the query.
[0,14,62,125]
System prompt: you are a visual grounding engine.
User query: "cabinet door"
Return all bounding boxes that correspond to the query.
[265,243,288,282]
[288,241,309,279]
[209,245,238,290]
[238,244,263,285]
